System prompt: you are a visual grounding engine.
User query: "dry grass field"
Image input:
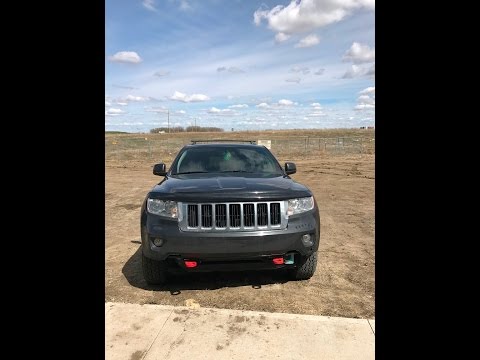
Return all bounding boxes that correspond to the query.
[105,129,375,319]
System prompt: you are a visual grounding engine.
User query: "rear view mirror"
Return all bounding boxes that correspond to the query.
[285,162,296,175]
[153,163,167,176]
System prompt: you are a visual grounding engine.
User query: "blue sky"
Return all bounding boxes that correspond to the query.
[105,0,375,132]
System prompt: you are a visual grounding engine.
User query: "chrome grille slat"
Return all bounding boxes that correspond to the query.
[244,204,255,227]
[187,204,198,227]
[257,203,268,226]
[201,204,212,227]
[229,204,241,228]
[270,203,281,225]
[181,201,286,232]
[215,204,226,227]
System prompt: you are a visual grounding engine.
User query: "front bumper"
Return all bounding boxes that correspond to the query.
[141,208,320,268]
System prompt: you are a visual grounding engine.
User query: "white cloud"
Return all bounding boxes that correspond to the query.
[310,102,321,107]
[278,99,294,106]
[358,95,375,105]
[307,112,327,117]
[105,101,111,106]
[229,104,249,108]
[285,77,301,83]
[291,66,310,74]
[154,70,170,77]
[295,34,320,48]
[116,102,128,106]
[359,86,375,95]
[314,68,325,75]
[107,108,124,114]
[127,94,149,101]
[175,110,186,115]
[170,91,210,103]
[355,91,375,110]
[142,0,156,12]
[254,0,374,34]
[343,42,375,64]
[108,51,142,64]
[341,64,364,78]
[354,104,375,110]
[178,0,192,11]
[106,108,125,116]
[208,107,236,115]
[256,103,270,109]
[275,32,291,42]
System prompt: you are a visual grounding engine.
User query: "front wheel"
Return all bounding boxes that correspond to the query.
[142,252,167,285]
[290,252,317,280]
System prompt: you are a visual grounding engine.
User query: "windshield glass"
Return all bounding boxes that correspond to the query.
[171,146,283,176]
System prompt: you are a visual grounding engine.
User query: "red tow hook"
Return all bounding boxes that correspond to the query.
[272,257,284,265]
[184,260,198,268]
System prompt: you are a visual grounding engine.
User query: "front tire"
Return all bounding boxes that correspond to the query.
[142,253,167,285]
[291,252,317,280]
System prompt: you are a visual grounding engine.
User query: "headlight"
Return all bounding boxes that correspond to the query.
[147,199,178,218]
[287,196,314,216]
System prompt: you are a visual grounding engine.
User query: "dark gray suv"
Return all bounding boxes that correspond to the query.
[140,140,320,284]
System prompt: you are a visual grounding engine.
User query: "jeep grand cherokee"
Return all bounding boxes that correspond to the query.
[140,140,320,284]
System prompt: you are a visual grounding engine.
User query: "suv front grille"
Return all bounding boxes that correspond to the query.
[179,201,287,232]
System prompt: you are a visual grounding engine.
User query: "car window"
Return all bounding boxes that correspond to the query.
[174,146,282,175]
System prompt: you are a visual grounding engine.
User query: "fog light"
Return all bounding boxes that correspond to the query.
[153,238,164,247]
[301,234,313,246]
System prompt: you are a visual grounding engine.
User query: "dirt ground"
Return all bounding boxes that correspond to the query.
[105,134,374,319]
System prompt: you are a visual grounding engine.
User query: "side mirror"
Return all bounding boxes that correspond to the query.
[285,162,296,175]
[153,163,167,176]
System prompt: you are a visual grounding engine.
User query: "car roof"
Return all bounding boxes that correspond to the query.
[183,143,262,149]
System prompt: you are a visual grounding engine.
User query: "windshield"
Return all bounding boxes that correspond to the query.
[171,146,283,176]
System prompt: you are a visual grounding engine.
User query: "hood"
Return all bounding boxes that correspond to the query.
[148,175,312,202]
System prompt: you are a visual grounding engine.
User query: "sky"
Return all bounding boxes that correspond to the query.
[105,0,375,133]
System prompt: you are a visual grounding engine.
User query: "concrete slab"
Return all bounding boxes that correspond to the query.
[105,302,173,360]
[106,302,375,360]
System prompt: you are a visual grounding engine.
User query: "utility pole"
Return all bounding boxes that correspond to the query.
[167,110,170,133]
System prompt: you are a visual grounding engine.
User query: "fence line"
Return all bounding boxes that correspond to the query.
[105,136,375,161]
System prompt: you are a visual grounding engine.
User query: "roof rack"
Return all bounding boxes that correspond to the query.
[191,139,257,144]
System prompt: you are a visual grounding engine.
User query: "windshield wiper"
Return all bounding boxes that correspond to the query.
[175,171,209,175]
[220,170,253,173]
